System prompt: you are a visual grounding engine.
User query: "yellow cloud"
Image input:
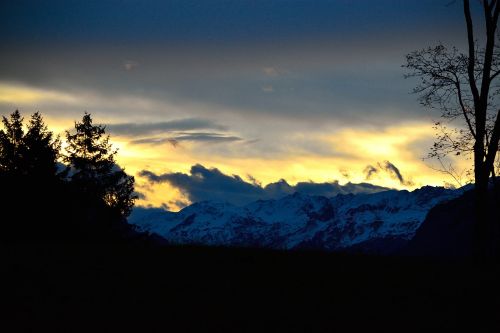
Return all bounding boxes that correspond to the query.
[326,123,433,161]
[111,122,470,210]
[0,83,77,105]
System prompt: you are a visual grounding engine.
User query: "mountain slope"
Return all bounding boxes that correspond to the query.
[129,186,463,252]
[405,188,500,256]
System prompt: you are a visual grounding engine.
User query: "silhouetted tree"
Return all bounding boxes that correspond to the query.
[0,110,146,243]
[103,169,136,217]
[0,110,24,175]
[65,113,136,217]
[0,110,64,240]
[21,112,61,179]
[404,0,500,255]
[0,110,60,179]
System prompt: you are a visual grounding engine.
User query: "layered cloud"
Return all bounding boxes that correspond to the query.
[107,119,244,146]
[0,0,473,129]
[138,164,389,207]
[0,1,467,130]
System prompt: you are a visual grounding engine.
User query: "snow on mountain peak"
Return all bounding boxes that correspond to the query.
[129,186,462,251]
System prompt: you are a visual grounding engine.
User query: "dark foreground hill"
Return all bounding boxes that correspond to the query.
[4,243,500,332]
[406,188,500,257]
[3,182,500,331]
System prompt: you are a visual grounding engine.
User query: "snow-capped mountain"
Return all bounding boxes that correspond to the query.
[129,186,464,252]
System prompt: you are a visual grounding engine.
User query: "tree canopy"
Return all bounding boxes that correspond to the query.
[0,110,139,242]
[65,112,136,216]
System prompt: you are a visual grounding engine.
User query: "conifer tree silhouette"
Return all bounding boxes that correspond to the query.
[21,112,61,179]
[0,110,24,175]
[0,110,142,242]
[65,112,136,217]
[0,111,64,240]
[0,110,60,179]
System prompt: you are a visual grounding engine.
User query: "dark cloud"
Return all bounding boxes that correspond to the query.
[108,118,227,136]
[133,191,147,200]
[379,161,404,184]
[294,181,387,197]
[137,170,167,183]
[130,133,243,145]
[0,41,441,131]
[0,0,471,134]
[107,119,245,146]
[123,60,139,71]
[263,179,295,198]
[339,168,350,179]
[175,133,243,143]
[363,165,379,180]
[129,138,178,146]
[158,199,191,211]
[246,174,261,187]
[363,161,413,186]
[138,164,389,206]
[139,164,266,205]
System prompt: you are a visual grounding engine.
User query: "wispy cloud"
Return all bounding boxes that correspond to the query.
[363,160,414,186]
[131,137,180,146]
[364,165,379,180]
[108,118,227,136]
[131,132,243,145]
[379,161,405,184]
[261,85,274,93]
[263,67,280,77]
[174,133,243,142]
[123,60,139,71]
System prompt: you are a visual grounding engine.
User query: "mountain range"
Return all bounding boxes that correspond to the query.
[129,185,467,254]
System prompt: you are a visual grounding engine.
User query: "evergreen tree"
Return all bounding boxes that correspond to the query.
[0,110,60,179]
[0,110,24,175]
[20,112,61,179]
[65,112,136,216]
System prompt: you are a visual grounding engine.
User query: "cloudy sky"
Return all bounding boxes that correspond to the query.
[0,0,480,210]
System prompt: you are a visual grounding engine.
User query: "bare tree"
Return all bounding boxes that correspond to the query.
[426,155,469,188]
[404,0,500,255]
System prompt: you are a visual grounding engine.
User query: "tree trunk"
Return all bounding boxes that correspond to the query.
[474,159,493,257]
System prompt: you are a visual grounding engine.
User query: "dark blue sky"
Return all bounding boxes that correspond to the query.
[2,0,467,44]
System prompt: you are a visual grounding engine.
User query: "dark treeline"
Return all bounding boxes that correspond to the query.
[0,110,145,243]
[5,244,500,332]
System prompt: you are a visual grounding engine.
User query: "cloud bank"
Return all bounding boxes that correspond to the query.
[138,164,389,207]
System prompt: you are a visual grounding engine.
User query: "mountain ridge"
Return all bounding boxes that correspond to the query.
[129,185,466,253]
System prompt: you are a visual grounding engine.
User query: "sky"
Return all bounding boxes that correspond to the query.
[0,0,482,210]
